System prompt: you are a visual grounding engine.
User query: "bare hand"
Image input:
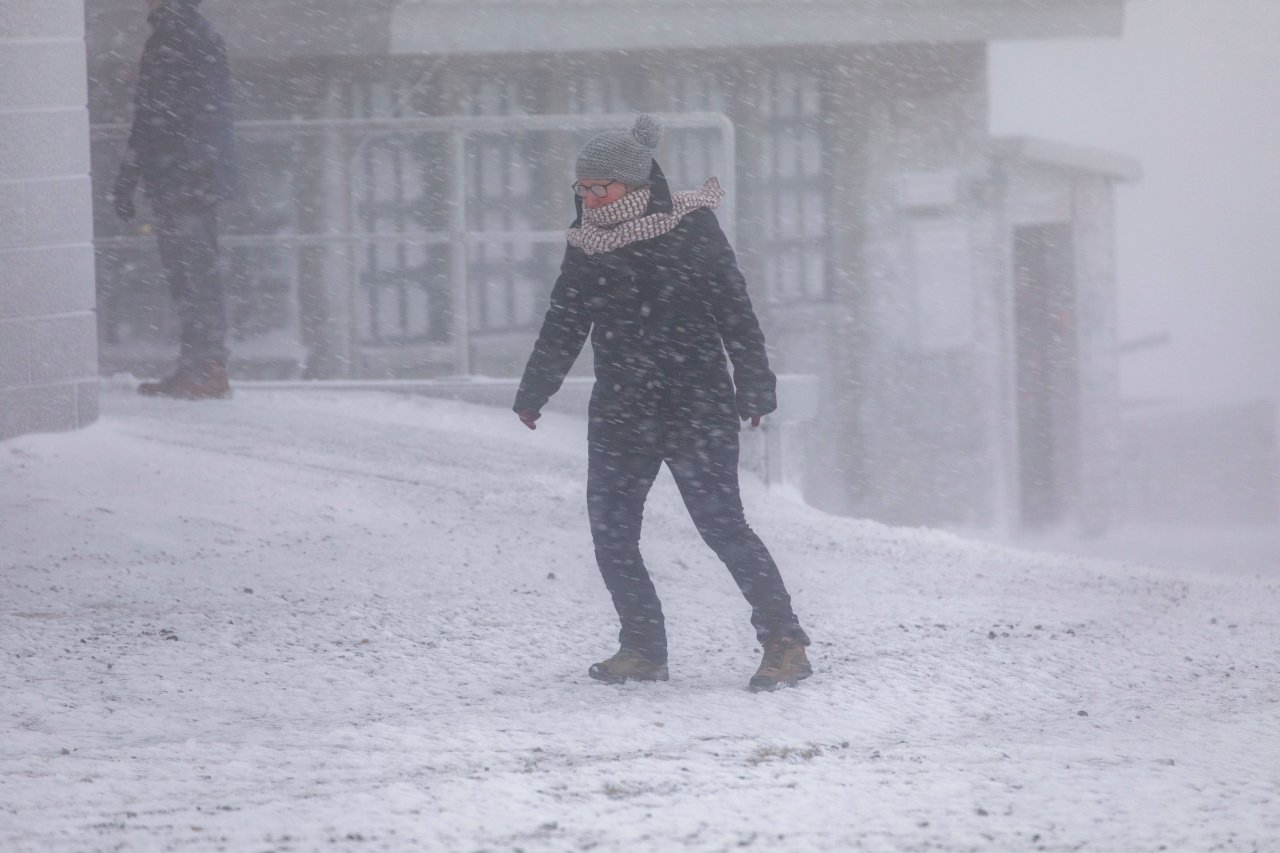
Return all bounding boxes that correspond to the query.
[517,410,541,431]
[749,416,762,429]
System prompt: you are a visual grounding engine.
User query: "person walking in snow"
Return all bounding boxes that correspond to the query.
[113,0,237,400]
[514,115,812,692]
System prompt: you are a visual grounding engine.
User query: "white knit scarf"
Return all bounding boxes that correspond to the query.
[567,178,726,256]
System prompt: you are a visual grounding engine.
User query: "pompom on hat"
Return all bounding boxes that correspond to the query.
[575,114,663,187]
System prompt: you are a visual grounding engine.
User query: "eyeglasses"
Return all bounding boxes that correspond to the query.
[572,180,621,199]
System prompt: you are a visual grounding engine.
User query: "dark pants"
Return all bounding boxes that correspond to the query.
[587,432,809,664]
[155,201,228,372]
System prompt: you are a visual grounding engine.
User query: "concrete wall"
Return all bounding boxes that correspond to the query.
[0,0,99,441]
[810,43,995,524]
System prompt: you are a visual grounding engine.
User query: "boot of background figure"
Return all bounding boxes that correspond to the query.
[138,361,231,400]
[138,368,189,398]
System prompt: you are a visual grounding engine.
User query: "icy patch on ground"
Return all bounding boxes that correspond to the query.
[2,391,1278,850]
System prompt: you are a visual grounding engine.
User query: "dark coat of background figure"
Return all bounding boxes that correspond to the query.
[515,163,809,673]
[115,0,238,396]
[125,0,236,206]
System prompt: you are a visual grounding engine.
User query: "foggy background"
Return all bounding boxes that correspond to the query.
[8,0,1276,533]
[992,0,1280,407]
[77,0,1280,534]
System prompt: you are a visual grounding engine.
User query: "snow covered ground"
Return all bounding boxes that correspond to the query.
[3,388,1278,851]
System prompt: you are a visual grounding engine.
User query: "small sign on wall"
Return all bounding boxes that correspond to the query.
[910,219,974,351]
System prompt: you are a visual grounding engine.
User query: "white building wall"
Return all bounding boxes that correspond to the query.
[0,0,99,441]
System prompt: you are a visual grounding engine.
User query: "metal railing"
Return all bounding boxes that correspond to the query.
[92,112,736,376]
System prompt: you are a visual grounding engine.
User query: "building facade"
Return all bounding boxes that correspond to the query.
[1,0,99,441]
[86,0,1137,530]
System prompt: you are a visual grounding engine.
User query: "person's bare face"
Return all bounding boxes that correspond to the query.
[147,0,166,13]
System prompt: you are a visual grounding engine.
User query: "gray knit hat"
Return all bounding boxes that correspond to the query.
[575,114,663,187]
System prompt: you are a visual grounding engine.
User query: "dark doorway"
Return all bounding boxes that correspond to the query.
[1013,224,1079,528]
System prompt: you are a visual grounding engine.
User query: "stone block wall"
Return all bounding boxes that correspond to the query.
[0,0,99,441]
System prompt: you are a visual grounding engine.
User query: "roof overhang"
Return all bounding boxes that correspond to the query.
[87,1,401,62]
[390,0,1126,56]
[88,0,1126,62]
[993,136,1142,182]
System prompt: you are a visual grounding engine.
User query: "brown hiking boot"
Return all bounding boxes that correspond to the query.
[138,362,231,400]
[588,648,669,684]
[138,369,189,398]
[748,637,813,692]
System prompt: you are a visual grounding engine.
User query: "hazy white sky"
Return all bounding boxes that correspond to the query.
[990,0,1279,405]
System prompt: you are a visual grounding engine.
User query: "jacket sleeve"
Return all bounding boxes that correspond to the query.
[186,28,236,198]
[190,32,230,156]
[697,210,778,419]
[125,39,157,158]
[513,246,592,414]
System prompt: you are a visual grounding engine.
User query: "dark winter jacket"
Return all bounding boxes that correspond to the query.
[127,0,236,203]
[514,162,777,454]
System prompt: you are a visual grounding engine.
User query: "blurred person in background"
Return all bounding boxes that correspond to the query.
[113,0,237,399]
[514,115,812,692]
